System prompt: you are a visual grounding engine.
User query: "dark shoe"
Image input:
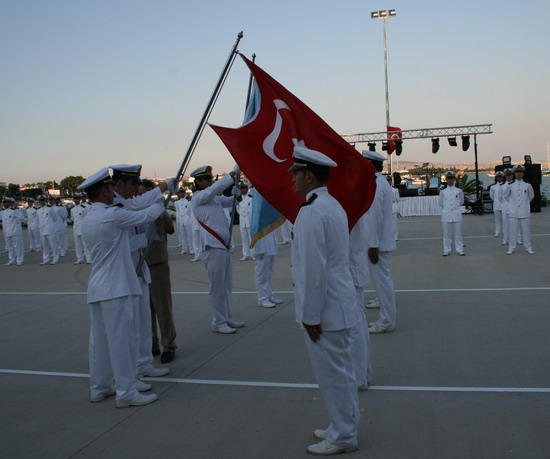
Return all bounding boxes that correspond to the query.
[152,349,161,357]
[160,351,175,363]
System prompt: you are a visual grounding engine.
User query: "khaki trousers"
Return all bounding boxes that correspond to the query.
[149,262,177,352]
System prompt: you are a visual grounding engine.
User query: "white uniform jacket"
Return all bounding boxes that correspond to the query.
[292,187,357,331]
[364,173,396,252]
[113,188,165,283]
[82,201,165,303]
[191,174,234,251]
[26,206,41,230]
[236,194,252,228]
[70,203,89,236]
[503,179,534,218]
[175,198,194,225]
[37,205,60,236]
[500,182,511,214]
[54,204,69,229]
[490,183,504,211]
[439,185,464,223]
[0,207,24,237]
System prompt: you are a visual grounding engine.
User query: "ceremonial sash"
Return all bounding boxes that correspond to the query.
[197,219,228,249]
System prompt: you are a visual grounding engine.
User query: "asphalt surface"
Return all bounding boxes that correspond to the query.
[1,209,549,458]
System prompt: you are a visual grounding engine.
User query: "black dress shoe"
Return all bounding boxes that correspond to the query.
[152,349,161,357]
[160,351,175,363]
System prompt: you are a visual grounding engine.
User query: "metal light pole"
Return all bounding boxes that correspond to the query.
[371,9,396,175]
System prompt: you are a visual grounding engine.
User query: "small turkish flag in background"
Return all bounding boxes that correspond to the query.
[210,54,376,230]
[387,126,402,154]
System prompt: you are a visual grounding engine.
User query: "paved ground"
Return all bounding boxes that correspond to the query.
[1,210,549,458]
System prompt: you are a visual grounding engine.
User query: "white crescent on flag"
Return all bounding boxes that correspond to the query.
[262,99,290,163]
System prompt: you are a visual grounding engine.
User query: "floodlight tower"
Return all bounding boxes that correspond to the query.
[371,8,396,174]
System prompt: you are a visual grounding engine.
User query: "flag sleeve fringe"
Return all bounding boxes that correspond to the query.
[250,215,286,248]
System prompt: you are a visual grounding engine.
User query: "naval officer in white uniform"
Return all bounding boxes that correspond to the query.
[37,195,60,265]
[348,210,373,389]
[109,164,173,379]
[79,168,164,408]
[290,146,360,456]
[1,197,25,265]
[70,193,89,264]
[503,164,535,254]
[490,171,505,238]
[175,188,194,255]
[439,171,465,256]
[362,151,397,334]
[26,199,42,252]
[236,183,253,260]
[191,165,245,334]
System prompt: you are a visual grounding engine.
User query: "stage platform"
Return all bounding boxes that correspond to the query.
[1,210,550,458]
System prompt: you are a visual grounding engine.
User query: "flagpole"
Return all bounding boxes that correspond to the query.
[228,53,257,247]
[136,31,243,273]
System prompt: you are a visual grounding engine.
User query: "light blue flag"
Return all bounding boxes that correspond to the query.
[243,81,286,247]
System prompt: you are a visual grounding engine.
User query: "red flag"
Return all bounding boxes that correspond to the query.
[387,126,402,154]
[210,54,376,230]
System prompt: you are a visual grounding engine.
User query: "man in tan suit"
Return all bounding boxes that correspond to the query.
[138,180,178,363]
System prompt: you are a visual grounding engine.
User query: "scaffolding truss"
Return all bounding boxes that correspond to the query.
[341,124,493,143]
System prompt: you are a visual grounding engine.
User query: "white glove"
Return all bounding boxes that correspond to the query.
[165,177,178,194]
[232,164,241,174]
[231,186,241,197]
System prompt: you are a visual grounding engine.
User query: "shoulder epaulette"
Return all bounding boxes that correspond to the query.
[301,193,318,207]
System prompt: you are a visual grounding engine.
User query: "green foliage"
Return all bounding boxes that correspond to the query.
[7,183,20,197]
[59,176,85,194]
[455,174,478,199]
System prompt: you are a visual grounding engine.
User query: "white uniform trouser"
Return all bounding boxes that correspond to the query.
[393,212,399,240]
[192,228,202,258]
[502,211,510,243]
[89,296,139,401]
[6,234,24,264]
[41,234,60,264]
[509,217,531,251]
[240,224,251,257]
[135,278,154,374]
[177,221,191,253]
[201,247,233,327]
[349,285,372,388]
[304,329,360,448]
[442,221,464,254]
[28,227,41,251]
[368,251,396,330]
[57,228,68,256]
[74,233,86,263]
[254,253,275,303]
[494,209,503,237]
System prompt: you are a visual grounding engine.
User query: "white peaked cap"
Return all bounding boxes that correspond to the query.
[77,168,112,190]
[288,146,337,171]
[361,150,386,162]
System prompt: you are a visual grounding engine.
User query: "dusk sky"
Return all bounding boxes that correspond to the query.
[1,0,549,184]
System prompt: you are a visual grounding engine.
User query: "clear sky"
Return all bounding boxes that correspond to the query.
[1,0,549,184]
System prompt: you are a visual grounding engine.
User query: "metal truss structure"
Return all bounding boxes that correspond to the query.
[341,124,492,144]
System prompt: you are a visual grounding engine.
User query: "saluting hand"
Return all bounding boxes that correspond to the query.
[303,322,322,342]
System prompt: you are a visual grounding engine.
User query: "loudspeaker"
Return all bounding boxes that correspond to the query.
[524,164,541,212]
[424,187,439,196]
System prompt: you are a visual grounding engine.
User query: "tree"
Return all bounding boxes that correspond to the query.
[60,176,85,195]
[0,185,5,196]
[7,183,20,198]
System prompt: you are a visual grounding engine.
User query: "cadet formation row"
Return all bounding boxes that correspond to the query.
[0,155,537,456]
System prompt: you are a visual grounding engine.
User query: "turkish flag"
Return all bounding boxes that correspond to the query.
[387,126,402,154]
[210,54,376,230]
